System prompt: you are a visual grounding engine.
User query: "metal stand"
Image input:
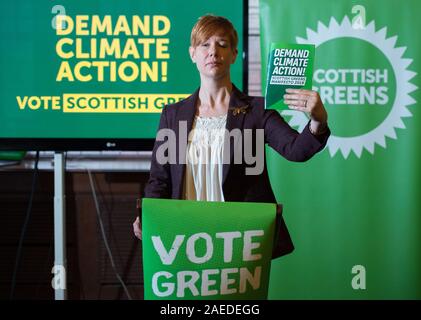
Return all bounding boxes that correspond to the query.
[54,152,67,300]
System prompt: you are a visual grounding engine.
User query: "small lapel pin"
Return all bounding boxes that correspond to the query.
[229,105,249,116]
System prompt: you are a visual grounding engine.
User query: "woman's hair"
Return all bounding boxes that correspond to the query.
[190,15,238,50]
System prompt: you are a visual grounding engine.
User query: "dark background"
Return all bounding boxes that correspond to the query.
[0,170,147,299]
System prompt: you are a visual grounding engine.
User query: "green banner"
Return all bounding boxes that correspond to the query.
[0,0,243,139]
[142,198,277,300]
[260,0,421,299]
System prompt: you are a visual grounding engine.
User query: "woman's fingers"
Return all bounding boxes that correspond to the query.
[283,93,309,101]
[284,89,326,122]
[287,105,307,112]
[284,99,307,108]
[133,216,142,240]
[285,88,313,95]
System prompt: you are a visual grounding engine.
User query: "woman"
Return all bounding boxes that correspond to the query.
[133,15,330,258]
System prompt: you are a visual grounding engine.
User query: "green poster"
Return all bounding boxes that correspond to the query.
[260,0,421,299]
[141,198,277,300]
[265,43,315,110]
[0,0,243,140]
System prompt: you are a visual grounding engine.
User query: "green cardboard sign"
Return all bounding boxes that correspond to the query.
[265,43,315,110]
[142,198,277,300]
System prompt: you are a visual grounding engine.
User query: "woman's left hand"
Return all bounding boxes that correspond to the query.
[283,88,328,134]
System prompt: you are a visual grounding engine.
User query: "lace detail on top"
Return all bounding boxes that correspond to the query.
[184,114,227,201]
[188,114,227,150]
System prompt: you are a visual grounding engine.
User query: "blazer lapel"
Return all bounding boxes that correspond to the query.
[222,86,251,185]
[172,85,251,198]
[173,89,199,199]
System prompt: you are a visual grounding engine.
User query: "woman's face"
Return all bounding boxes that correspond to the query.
[189,33,238,81]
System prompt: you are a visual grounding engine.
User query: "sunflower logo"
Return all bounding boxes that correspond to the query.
[281,16,417,158]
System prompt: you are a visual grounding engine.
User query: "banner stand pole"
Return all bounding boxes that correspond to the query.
[53,152,67,300]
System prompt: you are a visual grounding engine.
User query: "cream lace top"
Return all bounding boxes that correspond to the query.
[184,114,227,201]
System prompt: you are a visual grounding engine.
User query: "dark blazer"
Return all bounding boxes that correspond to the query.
[144,85,330,259]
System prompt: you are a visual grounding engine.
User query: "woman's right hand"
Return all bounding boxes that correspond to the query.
[133,216,142,240]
